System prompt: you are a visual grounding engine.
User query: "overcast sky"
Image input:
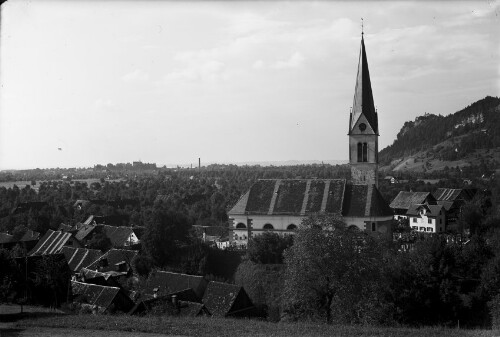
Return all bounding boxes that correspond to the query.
[0,1,498,170]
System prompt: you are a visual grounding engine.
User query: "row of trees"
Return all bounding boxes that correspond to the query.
[236,214,500,327]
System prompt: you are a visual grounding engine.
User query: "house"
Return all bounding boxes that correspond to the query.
[228,34,394,245]
[390,191,437,220]
[144,270,208,300]
[69,219,140,248]
[202,281,255,317]
[60,246,102,273]
[0,230,40,251]
[71,281,134,313]
[84,248,138,274]
[433,188,476,226]
[406,204,446,233]
[29,229,81,256]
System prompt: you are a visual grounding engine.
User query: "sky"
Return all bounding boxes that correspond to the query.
[0,0,499,170]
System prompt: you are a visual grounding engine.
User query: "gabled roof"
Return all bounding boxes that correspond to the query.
[0,230,40,245]
[202,281,254,317]
[406,204,444,217]
[61,246,102,272]
[342,184,393,217]
[80,267,113,281]
[228,179,346,216]
[145,270,208,299]
[29,230,73,256]
[228,179,392,219]
[390,191,435,210]
[100,225,135,247]
[349,36,378,134]
[85,249,138,273]
[433,188,476,202]
[71,281,133,312]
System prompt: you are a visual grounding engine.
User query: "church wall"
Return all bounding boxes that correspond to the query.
[343,216,393,236]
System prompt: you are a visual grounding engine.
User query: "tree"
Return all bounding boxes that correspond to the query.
[142,207,190,266]
[282,214,386,324]
[247,232,293,264]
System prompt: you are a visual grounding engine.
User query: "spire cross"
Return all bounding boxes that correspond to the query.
[361,18,364,37]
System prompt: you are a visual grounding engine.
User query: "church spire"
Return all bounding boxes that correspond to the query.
[349,32,378,134]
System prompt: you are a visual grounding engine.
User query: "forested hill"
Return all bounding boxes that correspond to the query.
[379,96,500,173]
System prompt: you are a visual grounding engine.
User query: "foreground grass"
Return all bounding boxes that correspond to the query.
[14,313,499,337]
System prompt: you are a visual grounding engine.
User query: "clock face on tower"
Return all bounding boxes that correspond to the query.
[358,123,367,132]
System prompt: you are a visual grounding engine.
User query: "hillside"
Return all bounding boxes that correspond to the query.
[379,96,500,174]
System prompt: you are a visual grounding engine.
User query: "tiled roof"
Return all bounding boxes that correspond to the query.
[433,188,476,202]
[71,281,132,312]
[0,230,40,245]
[85,249,138,273]
[145,271,208,299]
[29,230,73,256]
[61,247,102,272]
[228,179,346,216]
[0,233,13,244]
[202,281,253,317]
[342,184,393,217]
[389,191,434,210]
[406,204,444,217]
[100,225,135,247]
[437,200,454,211]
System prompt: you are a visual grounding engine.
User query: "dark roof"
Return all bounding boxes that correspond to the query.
[202,281,253,317]
[0,233,13,244]
[349,36,377,134]
[437,200,454,211]
[229,179,391,218]
[29,230,73,256]
[229,179,346,216]
[406,204,444,217]
[61,247,102,272]
[0,230,40,245]
[100,225,135,247]
[145,271,207,299]
[71,281,132,312]
[130,296,210,317]
[390,191,435,210]
[433,188,476,202]
[85,249,138,273]
[342,184,393,217]
[178,301,210,317]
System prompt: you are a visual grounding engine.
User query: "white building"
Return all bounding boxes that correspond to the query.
[407,204,446,233]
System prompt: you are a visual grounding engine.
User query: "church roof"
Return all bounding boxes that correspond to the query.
[228,179,392,218]
[350,36,378,134]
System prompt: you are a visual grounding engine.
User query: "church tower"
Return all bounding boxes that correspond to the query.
[348,33,379,187]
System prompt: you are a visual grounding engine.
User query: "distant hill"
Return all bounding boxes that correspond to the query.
[379,96,500,173]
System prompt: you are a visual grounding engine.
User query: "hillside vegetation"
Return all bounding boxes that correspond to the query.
[380,96,500,173]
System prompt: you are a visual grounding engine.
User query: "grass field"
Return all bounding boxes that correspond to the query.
[11,313,499,337]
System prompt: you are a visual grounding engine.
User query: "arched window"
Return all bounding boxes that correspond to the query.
[236,223,246,229]
[287,224,297,230]
[363,143,368,162]
[263,223,274,230]
[357,143,363,162]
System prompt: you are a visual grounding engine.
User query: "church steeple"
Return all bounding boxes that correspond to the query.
[348,32,379,187]
[349,34,378,135]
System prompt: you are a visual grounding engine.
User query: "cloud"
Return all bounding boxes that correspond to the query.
[272,52,304,69]
[162,60,226,83]
[121,69,150,83]
[94,98,116,111]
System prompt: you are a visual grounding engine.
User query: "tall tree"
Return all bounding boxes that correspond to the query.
[282,214,386,324]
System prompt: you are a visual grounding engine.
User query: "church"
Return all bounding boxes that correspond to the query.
[228,34,393,246]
